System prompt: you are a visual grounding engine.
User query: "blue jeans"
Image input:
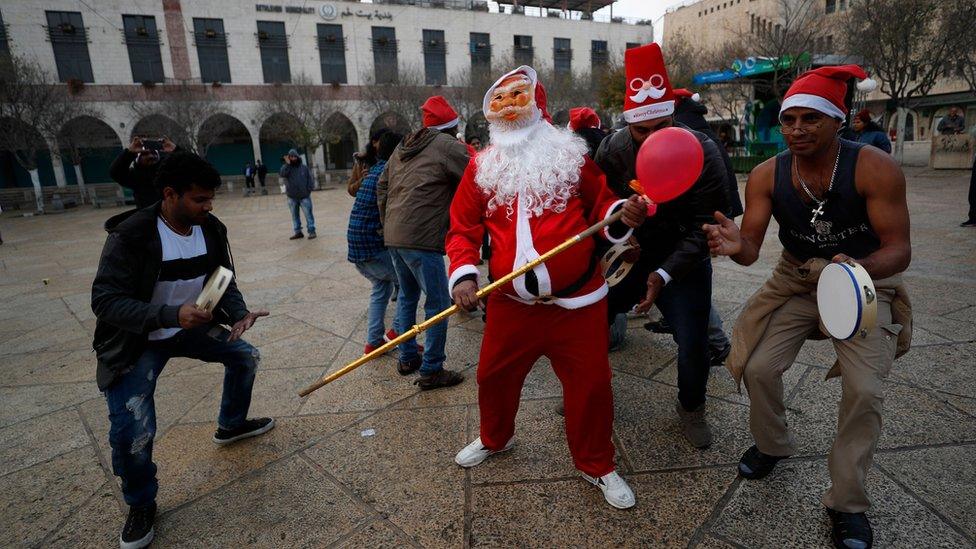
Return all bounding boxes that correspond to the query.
[287,197,315,234]
[708,305,730,351]
[389,248,451,376]
[609,259,713,410]
[103,327,260,507]
[354,250,398,346]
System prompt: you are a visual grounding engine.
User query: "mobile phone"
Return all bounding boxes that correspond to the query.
[143,139,163,151]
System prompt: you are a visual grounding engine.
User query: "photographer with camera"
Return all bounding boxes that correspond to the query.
[109,136,177,209]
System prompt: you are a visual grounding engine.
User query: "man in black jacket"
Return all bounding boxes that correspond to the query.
[108,136,177,209]
[92,151,272,549]
[594,43,728,449]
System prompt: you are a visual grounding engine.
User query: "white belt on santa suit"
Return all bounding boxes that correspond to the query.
[504,282,608,310]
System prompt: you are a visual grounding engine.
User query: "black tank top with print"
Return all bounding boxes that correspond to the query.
[772,139,881,262]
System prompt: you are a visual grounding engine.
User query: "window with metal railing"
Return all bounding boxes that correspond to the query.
[554,37,571,74]
[470,32,491,75]
[122,15,164,83]
[372,26,398,84]
[317,23,347,84]
[423,29,447,85]
[45,11,94,83]
[514,35,533,66]
[194,18,231,83]
[257,20,290,83]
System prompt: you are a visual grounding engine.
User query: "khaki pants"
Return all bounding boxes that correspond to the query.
[742,288,901,513]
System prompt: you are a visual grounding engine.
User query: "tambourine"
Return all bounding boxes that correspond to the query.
[817,261,877,340]
[196,266,234,313]
[601,243,637,287]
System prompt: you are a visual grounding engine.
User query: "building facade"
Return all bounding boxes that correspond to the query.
[0,0,653,189]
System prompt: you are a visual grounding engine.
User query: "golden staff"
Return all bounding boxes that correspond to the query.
[297,206,632,397]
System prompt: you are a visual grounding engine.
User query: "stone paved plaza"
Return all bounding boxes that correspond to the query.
[1,167,975,548]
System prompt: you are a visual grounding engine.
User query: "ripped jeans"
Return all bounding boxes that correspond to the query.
[103,327,260,507]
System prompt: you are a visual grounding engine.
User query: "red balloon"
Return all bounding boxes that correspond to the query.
[635,126,704,203]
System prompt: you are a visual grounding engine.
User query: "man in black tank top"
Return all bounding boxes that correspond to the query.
[703,65,912,549]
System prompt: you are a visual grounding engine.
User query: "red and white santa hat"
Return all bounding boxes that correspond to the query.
[482,65,552,123]
[673,88,701,104]
[623,43,676,123]
[779,65,868,120]
[568,107,601,131]
[422,95,460,130]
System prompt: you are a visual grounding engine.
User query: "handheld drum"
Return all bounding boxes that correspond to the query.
[196,266,234,313]
[600,243,637,287]
[817,261,877,340]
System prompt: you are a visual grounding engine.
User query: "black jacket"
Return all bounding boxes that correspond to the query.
[109,150,163,209]
[575,127,609,159]
[90,203,249,390]
[594,123,728,281]
[674,100,743,218]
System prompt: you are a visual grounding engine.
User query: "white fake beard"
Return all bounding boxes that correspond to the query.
[476,120,589,218]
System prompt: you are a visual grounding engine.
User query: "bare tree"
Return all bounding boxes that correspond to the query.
[359,63,431,131]
[843,0,974,160]
[0,55,89,211]
[127,82,234,155]
[257,73,344,182]
[945,0,976,93]
[665,34,710,90]
[732,0,829,101]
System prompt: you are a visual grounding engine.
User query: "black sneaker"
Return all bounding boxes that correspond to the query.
[827,508,873,549]
[709,343,732,367]
[414,369,465,391]
[213,417,275,445]
[738,445,789,479]
[289,232,304,240]
[308,232,317,240]
[643,319,675,334]
[120,502,156,549]
[397,355,421,376]
[961,220,976,228]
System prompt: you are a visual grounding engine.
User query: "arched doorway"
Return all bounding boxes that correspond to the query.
[369,112,411,137]
[131,114,187,148]
[464,112,488,147]
[199,114,254,176]
[888,110,917,142]
[323,112,358,170]
[0,117,55,190]
[58,115,123,186]
[259,112,304,173]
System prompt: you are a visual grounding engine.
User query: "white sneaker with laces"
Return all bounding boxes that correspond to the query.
[581,470,636,509]
[454,436,514,468]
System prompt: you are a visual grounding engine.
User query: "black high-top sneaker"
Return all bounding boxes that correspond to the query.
[120,502,156,549]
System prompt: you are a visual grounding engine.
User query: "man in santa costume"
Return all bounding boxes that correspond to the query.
[447,66,648,509]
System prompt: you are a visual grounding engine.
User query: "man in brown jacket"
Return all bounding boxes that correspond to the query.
[377,96,470,390]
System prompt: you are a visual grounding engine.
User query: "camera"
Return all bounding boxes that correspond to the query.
[142,138,163,151]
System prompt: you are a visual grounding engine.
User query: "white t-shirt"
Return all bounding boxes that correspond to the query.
[148,218,208,341]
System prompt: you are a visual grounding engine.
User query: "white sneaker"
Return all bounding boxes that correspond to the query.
[581,470,636,509]
[454,436,514,468]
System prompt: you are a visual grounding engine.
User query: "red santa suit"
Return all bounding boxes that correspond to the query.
[446,67,631,478]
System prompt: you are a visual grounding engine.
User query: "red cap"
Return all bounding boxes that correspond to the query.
[568,107,601,131]
[482,65,552,123]
[780,65,868,119]
[673,88,701,103]
[623,43,675,123]
[422,96,459,130]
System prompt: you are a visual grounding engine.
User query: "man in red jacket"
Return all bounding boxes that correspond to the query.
[447,66,647,509]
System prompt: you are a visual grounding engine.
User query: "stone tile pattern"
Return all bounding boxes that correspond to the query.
[1,169,974,547]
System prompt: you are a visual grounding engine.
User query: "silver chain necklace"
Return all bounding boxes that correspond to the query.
[793,142,841,226]
[159,213,191,237]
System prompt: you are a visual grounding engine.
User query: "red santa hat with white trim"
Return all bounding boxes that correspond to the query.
[673,88,701,104]
[568,107,601,131]
[623,43,676,123]
[422,95,460,130]
[482,65,552,122]
[779,65,870,120]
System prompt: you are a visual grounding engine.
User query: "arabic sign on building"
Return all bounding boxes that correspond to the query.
[255,4,393,21]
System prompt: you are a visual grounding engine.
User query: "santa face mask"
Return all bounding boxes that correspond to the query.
[486,74,538,132]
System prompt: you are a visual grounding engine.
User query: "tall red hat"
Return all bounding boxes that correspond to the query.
[780,65,868,120]
[422,96,459,130]
[482,65,552,123]
[623,43,675,123]
[568,107,601,131]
